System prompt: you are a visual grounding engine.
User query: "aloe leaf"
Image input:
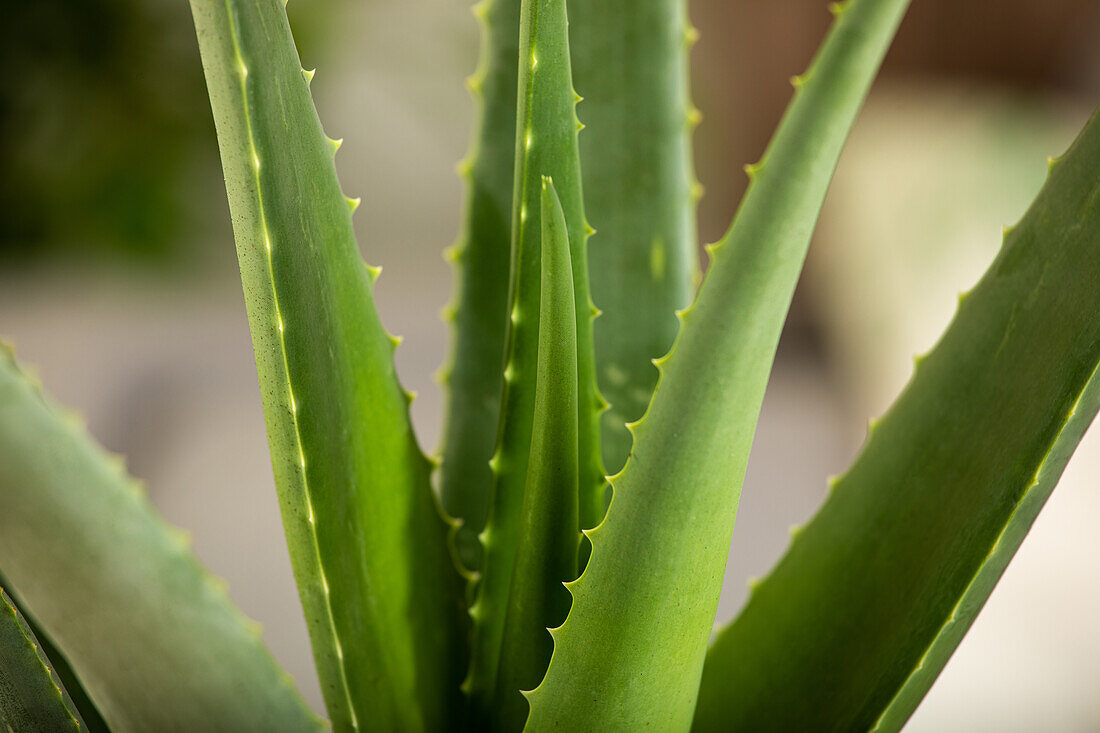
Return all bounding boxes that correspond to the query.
[0,346,320,732]
[693,106,1100,732]
[440,0,522,572]
[492,178,581,731]
[569,0,701,475]
[0,588,85,732]
[524,0,910,728]
[465,0,601,720]
[0,571,108,733]
[189,1,465,729]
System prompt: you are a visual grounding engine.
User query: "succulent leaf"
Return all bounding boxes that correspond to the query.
[524,0,911,728]
[693,105,1100,732]
[569,0,701,475]
[465,0,603,720]
[0,346,320,732]
[0,575,108,732]
[189,1,466,729]
[439,0,522,572]
[0,588,85,732]
[491,178,581,731]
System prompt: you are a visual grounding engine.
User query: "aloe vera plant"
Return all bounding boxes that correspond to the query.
[1,0,1098,730]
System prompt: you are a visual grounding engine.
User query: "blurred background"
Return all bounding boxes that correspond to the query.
[2,0,1098,728]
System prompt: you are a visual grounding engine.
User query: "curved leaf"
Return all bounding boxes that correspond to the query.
[189,0,466,729]
[524,0,911,728]
[0,345,320,732]
[693,106,1100,732]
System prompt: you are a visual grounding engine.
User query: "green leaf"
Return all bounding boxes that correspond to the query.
[189,1,466,729]
[0,587,85,732]
[492,178,581,731]
[569,0,701,475]
[0,571,109,733]
[693,106,1100,732]
[524,0,910,728]
[0,345,320,732]
[439,0,522,573]
[465,0,603,721]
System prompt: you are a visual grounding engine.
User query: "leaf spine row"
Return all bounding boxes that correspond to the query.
[222,3,358,727]
[865,370,1097,733]
[1,594,84,730]
[2,340,307,721]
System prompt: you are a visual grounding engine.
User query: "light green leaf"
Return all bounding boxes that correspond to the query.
[0,345,320,732]
[493,178,581,731]
[524,0,911,728]
[440,0,522,572]
[0,587,85,732]
[569,0,701,475]
[693,106,1100,732]
[189,0,466,729]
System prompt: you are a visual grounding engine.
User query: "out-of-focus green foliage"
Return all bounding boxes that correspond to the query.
[0,0,339,263]
[0,0,206,260]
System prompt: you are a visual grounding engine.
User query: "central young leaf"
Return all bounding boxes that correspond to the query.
[464,0,603,727]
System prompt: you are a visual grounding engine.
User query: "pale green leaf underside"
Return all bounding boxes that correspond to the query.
[0,588,85,733]
[189,0,466,729]
[525,0,910,728]
[0,346,319,732]
[694,105,1100,732]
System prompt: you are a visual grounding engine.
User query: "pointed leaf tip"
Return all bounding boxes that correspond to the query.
[465,0,603,724]
[697,107,1100,732]
[488,173,581,730]
[530,0,914,727]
